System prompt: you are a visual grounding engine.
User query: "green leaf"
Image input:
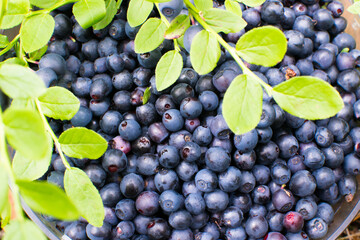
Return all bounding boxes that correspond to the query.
[59,127,108,159]
[0,64,46,99]
[0,165,8,213]
[164,14,190,39]
[134,18,167,53]
[236,26,287,67]
[73,0,106,29]
[10,98,35,110]
[20,13,54,53]
[155,50,183,91]
[2,57,27,66]
[0,34,9,48]
[194,0,212,11]
[1,202,11,227]
[0,0,29,29]
[190,30,220,75]
[143,87,151,104]
[38,87,80,120]
[348,1,360,14]
[30,0,60,8]
[223,74,263,135]
[145,0,171,2]
[237,0,265,7]
[93,0,117,30]
[127,0,153,27]
[12,134,53,181]
[17,180,80,220]
[272,76,344,120]
[116,0,122,8]
[3,108,49,160]
[3,220,47,240]
[29,44,48,60]
[225,0,242,16]
[64,167,104,227]
[203,8,247,33]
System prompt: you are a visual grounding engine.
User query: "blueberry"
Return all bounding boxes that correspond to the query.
[184,118,200,132]
[312,49,335,70]
[47,40,69,59]
[115,199,136,220]
[183,25,203,53]
[106,54,125,73]
[137,49,162,69]
[98,37,118,57]
[316,202,334,225]
[136,103,157,126]
[225,227,247,240]
[154,169,179,192]
[66,55,81,75]
[133,215,152,235]
[305,218,328,239]
[233,150,256,170]
[289,170,316,197]
[79,61,95,78]
[184,192,205,215]
[212,68,237,92]
[327,1,344,17]
[343,153,360,175]
[86,222,111,240]
[159,190,184,212]
[245,216,268,238]
[210,115,231,140]
[272,188,295,213]
[100,182,122,207]
[296,197,318,221]
[135,191,159,216]
[158,145,180,168]
[39,53,66,77]
[337,69,360,92]
[84,164,106,188]
[252,165,271,185]
[266,68,286,86]
[205,147,231,172]
[120,173,144,198]
[303,147,325,170]
[53,13,72,38]
[109,19,126,40]
[82,40,99,61]
[64,221,87,240]
[218,166,241,192]
[158,0,183,19]
[170,229,193,240]
[162,109,184,132]
[271,162,291,185]
[195,169,218,193]
[239,171,256,193]
[327,117,350,142]
[137,153,159,176]
[293,15,315,38]
[155,95,176,115]
[338,174,357,202]
[313,9,334,30]
[169,210,192,230]
[261,0,284,24]
[265,232,287,240]
[180,97,203,119]
[204,189,229,212]
[276,134,299,159]
[94,57,107,73]
[256,141,280,165]
[333,32,356,51]
[315,127,334,148]
[113,221,135,239]
[118,119,142,141]
[283,211,304,233]
[243,8,261,29]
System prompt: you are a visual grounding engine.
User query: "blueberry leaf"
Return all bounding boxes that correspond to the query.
[0,64,46,99]
[156,50,183,91]
[20,13,55,53]
[93,0,117,30]
[348,1,360,14]
[223,74,263,135]
[0,165,8,213]
[59,127,108,159]
[3,220,46,240]
[64,167,104,227]
[17,180,80,220]
[225,0,242,16]
[164,14,190,39]
[116,0,122,8]
[236,26,287,67]
[143,87,151,104]
[73,0,106,29]
[0,34,9,48]
[10,98,36,110]
[134,18,167,54]
[190,30,220,75]
[29,45,48,61]
[29,0,60,8]
[0,0,29,29]
[237,0,265,7]
[145,0,171,2]
[2,57,28,66]
[273,76,344,120]
[194,0,213,11]
[127,0,154,27]
[203,8,247,34]
[3,108,49,160]
[12,134,53,181]
[38,86,80,120]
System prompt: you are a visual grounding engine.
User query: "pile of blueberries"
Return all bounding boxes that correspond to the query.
[34,0,360,239]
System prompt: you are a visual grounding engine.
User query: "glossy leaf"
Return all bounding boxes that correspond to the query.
[273,76,344,119]
[190,30,220,75]
[10,98,36,110]
[0,64,46,99]
[236,26,287,67]
[73,0,106,29]
[164,14,190,39]
[0,165,8,213]
[20,13,54,53]
[3,108,49,160]
[155,50,183,91]
[194,0,212,11]
[93,0,117,30]
[38,87,80,120]
[2,57,27,66]
[12,134,53,181]
[127,0,153,27]
[0,0,29,29]
[64,167,104,227]
[59,127,108,159]
[203,8,247,33]
[225,0,242,16]
[29,44,48,60]
[0,34,9,48]
[223,74,263,134]
[17,180,80,220]
[143,87,151,104]
[145,0,171,2]
[134,18,167,53]
[237,0,265,7]
[348,1,360,14]
[29,0,60,8]
[3,220,46,240]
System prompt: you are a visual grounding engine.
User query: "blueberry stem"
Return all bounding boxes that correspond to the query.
[35,99,71,170]
[0,34,20,57]
[155,3,181,52]
[0,0,8,27]
[0,107,25,221]
[184,0,273,95]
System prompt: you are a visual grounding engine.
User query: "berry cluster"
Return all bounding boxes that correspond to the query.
[33,0,360,239]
